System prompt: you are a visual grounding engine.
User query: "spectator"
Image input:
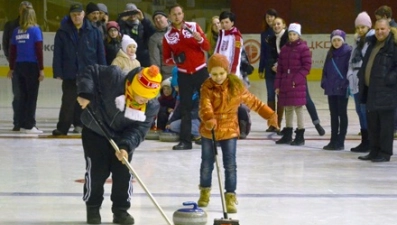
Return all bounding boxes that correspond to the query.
[215,11,243,78]
[104,21,122,65]
[52,3,106,136]
[162,4,210,150]
[165,68,200,142]
[321,30,352,150]
[111,35,140,74]
[357,19,397,162]
[258,9,278,131]
[348,11,374,152]
[118,3,156,67]
[157,77,176,130]
[149,10,173,80]
[85,2,106,39]
[7,6,44,134]
[274,23,312,146]
[77,65,161,224]
[206,16,221,56]
[374,5,397,137]
[97,3,108,24]
[2,1,33,131]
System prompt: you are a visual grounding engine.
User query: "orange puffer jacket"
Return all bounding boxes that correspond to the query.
[199,77,275,140]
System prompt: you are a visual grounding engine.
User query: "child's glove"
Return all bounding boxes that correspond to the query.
[267,113,279,130]
[125,107,146,122]
[115,95,126,111]
[205,119,217,130]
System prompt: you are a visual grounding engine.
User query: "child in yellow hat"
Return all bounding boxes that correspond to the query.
[76,64,161,224]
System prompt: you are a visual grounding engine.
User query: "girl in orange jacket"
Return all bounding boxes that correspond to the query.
[197,53,278,213]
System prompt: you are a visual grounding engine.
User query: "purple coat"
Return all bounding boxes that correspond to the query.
[275,39,312,106]
[321,43,352,96]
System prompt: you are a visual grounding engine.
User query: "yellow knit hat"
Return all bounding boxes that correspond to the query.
[128,65,162,99]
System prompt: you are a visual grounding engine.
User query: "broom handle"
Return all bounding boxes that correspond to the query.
[87,106,173,225]
[211,129,228,219]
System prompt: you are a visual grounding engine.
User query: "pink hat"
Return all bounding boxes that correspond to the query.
[355,12,372,28]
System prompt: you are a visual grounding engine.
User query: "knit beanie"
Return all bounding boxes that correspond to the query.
[128,65,162,99]
[355,11,372,28]
[288,23,301,36]
[121,35,138,54]
[97,3,108,15]
[330,29,346,42]
[152,10,167,20]
[86,2,100,15]
[161,77,172,88]
[207,53,230,73]
[125,3,138,11]
[106,21,120,32]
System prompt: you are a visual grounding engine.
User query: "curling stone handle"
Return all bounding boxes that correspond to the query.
[182,201,199,209]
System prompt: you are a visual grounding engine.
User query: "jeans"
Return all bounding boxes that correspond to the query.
[200,137,237,193]
[169,119,200,137]
[305,84,320,125]
[353,93,367,129]
[265,70,275,102]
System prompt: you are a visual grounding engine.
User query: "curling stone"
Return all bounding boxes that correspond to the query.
[173,201,207,225]
[145,129,161,140]
[159,130,180,142]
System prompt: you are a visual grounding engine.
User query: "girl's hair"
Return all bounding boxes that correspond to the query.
[206,16,219,55]
[19,7,37,31]
[262,8,278,31]
[106,32,122,43]
[227,74,245,97]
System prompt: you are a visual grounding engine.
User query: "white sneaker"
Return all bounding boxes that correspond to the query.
[24,127,43,134]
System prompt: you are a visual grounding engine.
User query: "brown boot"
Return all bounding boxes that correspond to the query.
[276,102,284,133]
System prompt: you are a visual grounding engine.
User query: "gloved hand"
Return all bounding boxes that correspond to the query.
[115,149,128,164]
[267,113,279,130]
[205,119,217,130]
[124,107,146,122]
[115,95,126,111]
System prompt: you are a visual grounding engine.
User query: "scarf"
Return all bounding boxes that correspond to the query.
[275,29,286,54]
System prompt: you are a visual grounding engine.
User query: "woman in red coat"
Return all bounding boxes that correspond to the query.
[274,23,312,145]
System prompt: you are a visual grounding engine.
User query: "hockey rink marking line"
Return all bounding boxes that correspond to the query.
[1,192,397,198]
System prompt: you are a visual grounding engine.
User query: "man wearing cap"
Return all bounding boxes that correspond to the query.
[117,3,156,67]
[163,4,210,150]
[52,3,106,136]
[77,64,161,224]
[2,1,33,131]
[85,2,106,39]
[97,3,108,24]
[149,10,173,80]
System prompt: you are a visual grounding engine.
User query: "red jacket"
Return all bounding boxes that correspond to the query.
[162,21,210,74]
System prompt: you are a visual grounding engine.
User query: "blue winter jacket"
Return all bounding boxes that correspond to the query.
[53,17,106,80]
[321,43,352,96]
[77,65,160,153]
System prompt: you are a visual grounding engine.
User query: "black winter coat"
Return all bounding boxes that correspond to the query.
[266,31,288,79]
[77,65,160,153]
[358,32,397,111]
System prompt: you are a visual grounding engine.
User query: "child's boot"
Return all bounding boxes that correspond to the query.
[197,186,211,207]
[225,192,238,213]
[86,205,101,224]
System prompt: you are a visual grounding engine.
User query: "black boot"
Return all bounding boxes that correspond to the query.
[351,129,370,152]
[315,124,325,136]
[86,206,101,224]
[113,208,134,224]
[239,120,248,139]
[276,127,293,144]
[291,129,305,146]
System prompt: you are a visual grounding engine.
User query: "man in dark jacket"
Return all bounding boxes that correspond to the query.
[2,1,33,131]
[76,64,161,224]
[117,3,155,67]
[52,3,106,136]
[357,19,397,162]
